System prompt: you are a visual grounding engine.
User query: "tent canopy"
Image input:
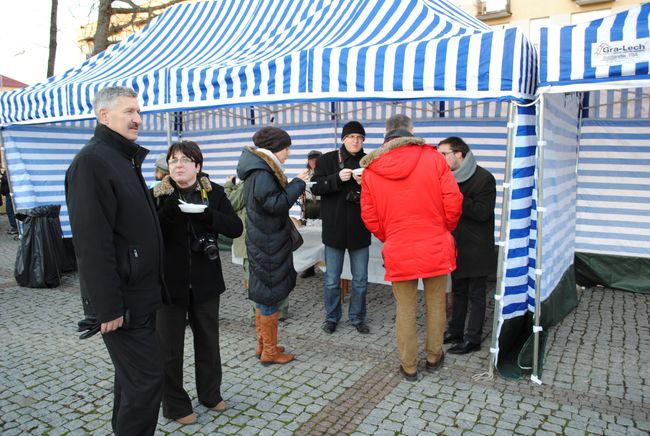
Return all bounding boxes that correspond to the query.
[538,2,650,94]
[0,0,537,126]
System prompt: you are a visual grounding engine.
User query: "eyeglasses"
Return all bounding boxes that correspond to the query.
[439,151,455,156]
[168,157,193,165]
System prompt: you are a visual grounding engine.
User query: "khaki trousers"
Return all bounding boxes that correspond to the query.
[392,275,447,374]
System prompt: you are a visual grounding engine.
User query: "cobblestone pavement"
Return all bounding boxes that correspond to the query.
[0,220,648,435]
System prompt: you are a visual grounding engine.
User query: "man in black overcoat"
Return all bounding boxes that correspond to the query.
[438,136,496,354]
[65,86,166,435]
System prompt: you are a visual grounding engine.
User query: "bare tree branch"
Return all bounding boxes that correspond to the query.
[47,0,59,77]
[91,0,185,56]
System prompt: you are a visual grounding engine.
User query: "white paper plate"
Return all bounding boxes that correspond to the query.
[179,203,208,213]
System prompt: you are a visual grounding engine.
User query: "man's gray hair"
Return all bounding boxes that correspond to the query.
[385,114,413,132]
[92,86,138,119]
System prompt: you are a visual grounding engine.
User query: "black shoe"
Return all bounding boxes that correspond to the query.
[425,353,444,373]
[353,323,370,334]
[7,227,18,235]
[399,365,417,382]
[448,341,480,355]
[443,332,462,344]
[299,266,315,278]
[322,321,336,334]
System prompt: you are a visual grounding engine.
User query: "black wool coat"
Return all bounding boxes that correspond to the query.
[65,124,166,322]
[236,147,306,306]
[310,145,371,250]
[152,175,242,306]
[452,165,497,279]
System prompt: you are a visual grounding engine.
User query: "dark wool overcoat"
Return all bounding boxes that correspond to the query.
[453,165,497,279]
[65,124,166,322]
[152,175,242,306]
[310,145,371,250]
[236,147,306,306]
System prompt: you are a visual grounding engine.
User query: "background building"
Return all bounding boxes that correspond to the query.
[455,0,646,48]
[0,75,28,92]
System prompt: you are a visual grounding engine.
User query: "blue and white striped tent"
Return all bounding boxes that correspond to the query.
[0,0,544,380]
[538,2,650,94]
[0,0,537,125]
[537,4,650,293]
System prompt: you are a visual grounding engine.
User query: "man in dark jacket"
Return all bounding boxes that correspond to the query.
[438,137,497,355]
[65,86,166,435]
[311,121,371,334]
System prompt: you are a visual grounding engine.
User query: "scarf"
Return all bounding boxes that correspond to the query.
[256,147,284,171]
[453,150,477,183]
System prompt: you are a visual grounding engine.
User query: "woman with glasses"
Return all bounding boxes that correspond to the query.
[152,141,242,425]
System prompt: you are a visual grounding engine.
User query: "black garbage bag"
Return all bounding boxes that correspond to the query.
[14,205,67,288]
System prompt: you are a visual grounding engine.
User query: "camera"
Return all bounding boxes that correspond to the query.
[191,233,219,260]
[345,190,361,204]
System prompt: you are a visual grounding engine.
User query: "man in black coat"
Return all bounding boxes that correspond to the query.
[65,86,166,435]
[311,121,371,334]
[438,136,496,355]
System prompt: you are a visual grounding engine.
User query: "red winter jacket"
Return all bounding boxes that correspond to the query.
[360,137,463,282]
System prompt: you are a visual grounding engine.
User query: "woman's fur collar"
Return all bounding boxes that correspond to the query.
[152,174,212,197]
[360,136,426,168]
[245,146,288,187]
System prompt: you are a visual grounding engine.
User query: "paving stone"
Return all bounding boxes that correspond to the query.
[0,231,648,435]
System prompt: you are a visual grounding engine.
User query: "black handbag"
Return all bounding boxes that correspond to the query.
[289,219,304,251]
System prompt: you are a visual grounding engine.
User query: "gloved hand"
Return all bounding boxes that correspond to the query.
[77,316,100,339]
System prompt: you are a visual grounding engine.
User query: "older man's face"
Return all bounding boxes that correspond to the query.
[99,96,142,141]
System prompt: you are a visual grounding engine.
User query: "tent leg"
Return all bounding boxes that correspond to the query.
[0,132,19,236]
[166,112,173,147]
[484,102,518,380]
[531,95,546,385]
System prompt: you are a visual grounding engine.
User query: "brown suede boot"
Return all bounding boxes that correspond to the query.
[260,312,294,365]
[255,309,284,358]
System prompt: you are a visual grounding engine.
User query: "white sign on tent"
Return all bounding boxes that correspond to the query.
[591,38,650,68]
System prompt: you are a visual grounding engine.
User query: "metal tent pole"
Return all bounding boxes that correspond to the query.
[0,131,19,236]
[484,102,518,379]
[166,112,173,146]
[531,95,546,385]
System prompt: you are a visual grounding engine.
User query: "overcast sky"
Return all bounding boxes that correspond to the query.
[0,0,98,85]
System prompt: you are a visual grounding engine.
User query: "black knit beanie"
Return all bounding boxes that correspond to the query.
[253,127,291,153]
[341,121,366,141]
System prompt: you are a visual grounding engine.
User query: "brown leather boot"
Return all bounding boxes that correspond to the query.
[255,309,284,358]
[260,312,294,365]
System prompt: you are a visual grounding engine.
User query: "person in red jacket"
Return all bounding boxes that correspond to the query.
[360,115,463,382]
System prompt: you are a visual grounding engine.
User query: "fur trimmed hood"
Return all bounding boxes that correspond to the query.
[152,174,212,198]
[237,146,288,187]
[360,136,426,168]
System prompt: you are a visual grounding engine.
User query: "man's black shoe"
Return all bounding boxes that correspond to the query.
[299,266,315,278]
[447,341,480,354]
[399,365,417,382]
[322,321,336,334]
[425,353,444,373]
[353,323,370,334]
[443,333,462,344]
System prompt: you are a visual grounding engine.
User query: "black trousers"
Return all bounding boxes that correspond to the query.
[156,296,222,420]
[447,276,487,345]
[101,313,162,436]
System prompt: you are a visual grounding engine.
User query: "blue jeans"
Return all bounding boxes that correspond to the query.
[323,245,369,325]
[256,303,278,316]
